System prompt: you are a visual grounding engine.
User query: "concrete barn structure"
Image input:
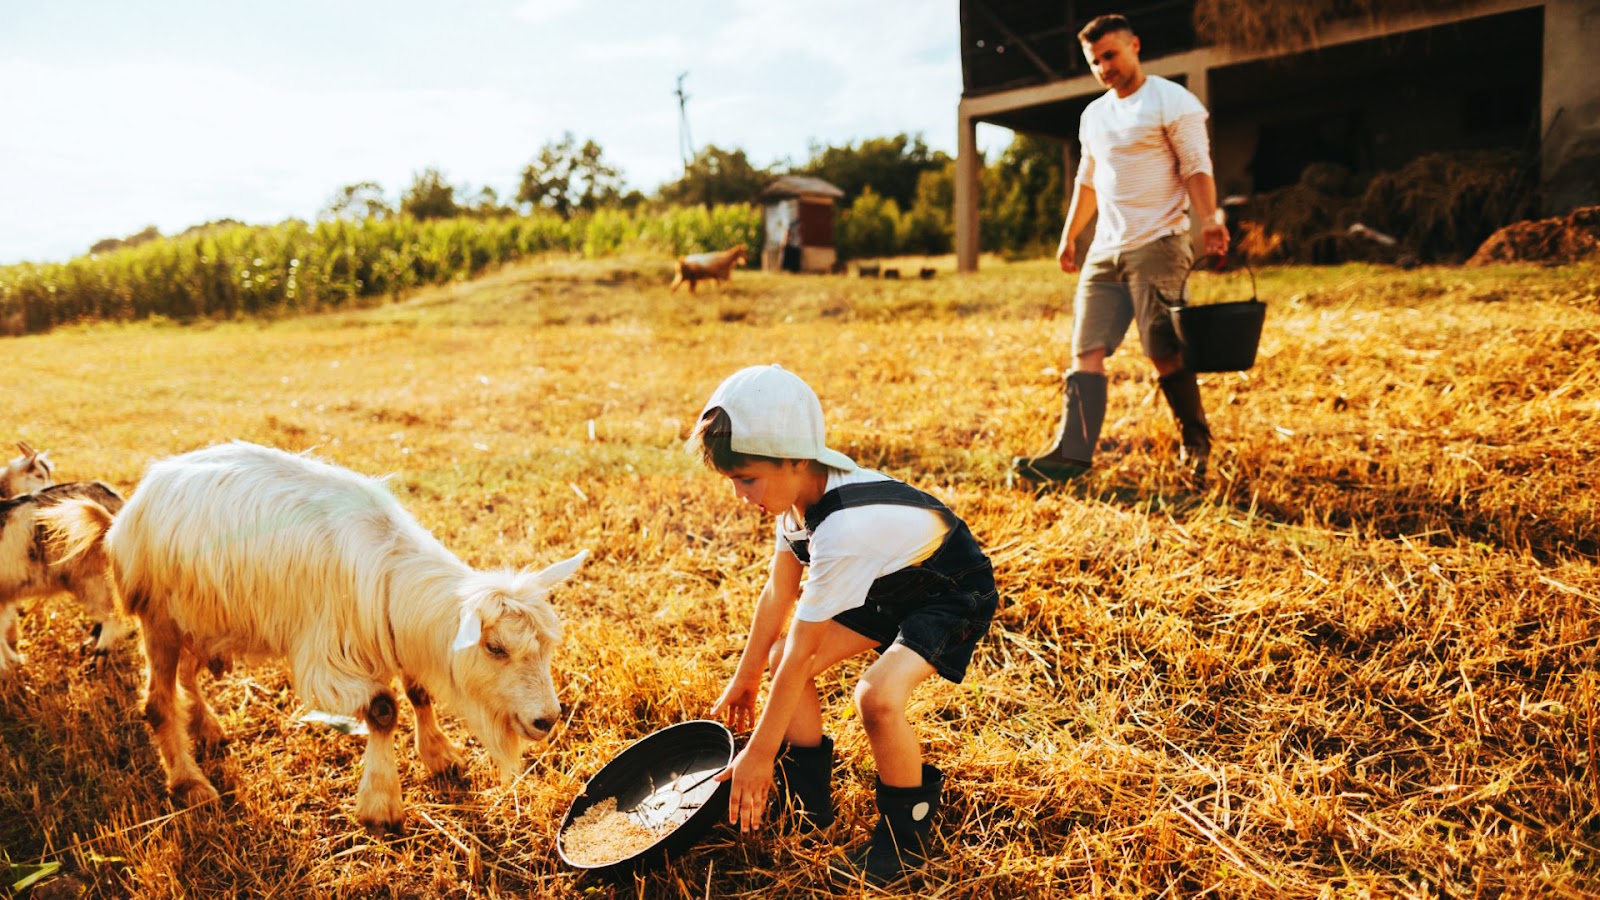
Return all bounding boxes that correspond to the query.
[759,175,845,274]
[954,0,1600,270]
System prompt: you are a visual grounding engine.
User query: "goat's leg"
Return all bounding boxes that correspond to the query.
[405,679,464,777]
[356,688,404,832]
[0,602,23,672]
[178,650,226,753]
[71,574,134,660]
[141,615,219,806]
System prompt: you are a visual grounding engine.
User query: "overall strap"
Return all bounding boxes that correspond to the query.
[786,481,953,564]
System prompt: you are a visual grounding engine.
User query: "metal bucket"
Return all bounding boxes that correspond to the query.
[1162,254,1267,373]
[557,720,734,877]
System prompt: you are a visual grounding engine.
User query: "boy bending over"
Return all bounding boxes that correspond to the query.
[687,364,999,886]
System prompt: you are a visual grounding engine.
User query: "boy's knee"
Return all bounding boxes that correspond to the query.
[766,642,787,672]
[853,681,903,729]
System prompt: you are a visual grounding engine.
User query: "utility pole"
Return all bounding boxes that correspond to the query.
[675,72,694,172]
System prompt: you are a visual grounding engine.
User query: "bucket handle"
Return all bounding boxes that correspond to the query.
[1167,252,1258,309]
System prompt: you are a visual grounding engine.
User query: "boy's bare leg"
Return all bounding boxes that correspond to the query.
[854,645,937,787]
[775,623,878,745]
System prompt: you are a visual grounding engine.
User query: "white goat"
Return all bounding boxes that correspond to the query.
[2,441,54,498]
[42,441,588,831]
[1,481,130,672]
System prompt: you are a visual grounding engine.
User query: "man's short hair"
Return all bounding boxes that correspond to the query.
[1078,14,1134,44]
[686,406,786,473]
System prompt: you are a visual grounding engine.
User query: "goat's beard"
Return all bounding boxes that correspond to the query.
[459,702,525,784]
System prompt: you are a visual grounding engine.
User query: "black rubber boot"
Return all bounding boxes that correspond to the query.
[1013,371,1107,483]
[1158,369,1212,485]
[773,736,834,831]
[828,764,943,887]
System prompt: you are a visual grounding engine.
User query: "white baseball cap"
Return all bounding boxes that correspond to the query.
[702,364,858,471]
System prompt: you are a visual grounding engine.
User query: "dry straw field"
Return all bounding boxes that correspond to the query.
[3,254,1599,898]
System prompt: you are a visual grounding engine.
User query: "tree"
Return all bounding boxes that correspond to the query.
[980,133,1066,253]
[88,225,162,255]
[321,181,393,221]
[463,186,513,219]
[517,133,624,219]
[836,188,901,259]
[797,134,951,211]
[657,145,772,207]
[898,164,955,255]
[401,168,461,220]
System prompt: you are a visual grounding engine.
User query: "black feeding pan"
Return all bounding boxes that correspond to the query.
[557,720,735,875]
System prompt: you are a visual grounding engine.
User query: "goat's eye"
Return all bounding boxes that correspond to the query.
[486,643,509,659]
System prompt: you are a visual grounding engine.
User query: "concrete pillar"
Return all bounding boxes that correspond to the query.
[955,106,981,272]
[1541,0,1600,214]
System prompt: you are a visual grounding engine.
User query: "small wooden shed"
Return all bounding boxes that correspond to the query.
[758,175,845,274]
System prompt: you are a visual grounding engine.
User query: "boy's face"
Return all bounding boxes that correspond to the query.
[722,459,810,516]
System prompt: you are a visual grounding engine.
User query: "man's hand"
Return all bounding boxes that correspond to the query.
[1057,241,1080,274]
[1201,222,1230,258]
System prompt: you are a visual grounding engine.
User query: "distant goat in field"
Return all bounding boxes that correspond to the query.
[3,442,54,498]
[670,244,748,293]
[1,481,130,673]
[42,441,589,831]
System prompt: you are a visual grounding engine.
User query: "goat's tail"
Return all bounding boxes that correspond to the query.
[38,497,115,567]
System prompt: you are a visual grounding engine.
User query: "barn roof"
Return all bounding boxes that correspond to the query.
[758,176,845,201]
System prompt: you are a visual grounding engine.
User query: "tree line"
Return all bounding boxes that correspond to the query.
[81,132,1074,264]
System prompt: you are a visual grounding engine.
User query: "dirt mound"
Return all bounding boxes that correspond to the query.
[1467,205,1600,266]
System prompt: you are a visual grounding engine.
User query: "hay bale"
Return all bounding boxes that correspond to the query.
[1466,205,1600,266]
[1194,0,1466,52]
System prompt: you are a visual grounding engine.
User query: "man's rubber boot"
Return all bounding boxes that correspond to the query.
[828,764,943,887]
[774,736,835,831]
[1158,369,1212,486]
[1013,371,1107,483]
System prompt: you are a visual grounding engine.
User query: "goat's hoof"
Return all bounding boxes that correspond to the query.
[358,813,406,836]
[170,777,221,808]
[193,729,230,758]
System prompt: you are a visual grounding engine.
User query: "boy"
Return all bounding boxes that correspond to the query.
[686,364,999,886]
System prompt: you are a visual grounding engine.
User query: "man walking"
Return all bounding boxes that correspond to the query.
[1014,13,1229,486]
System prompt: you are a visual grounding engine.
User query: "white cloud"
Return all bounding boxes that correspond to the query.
[511,0,583,25]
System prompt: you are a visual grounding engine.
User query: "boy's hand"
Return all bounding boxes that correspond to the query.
[716,745,775,832]
[709,679,759,733]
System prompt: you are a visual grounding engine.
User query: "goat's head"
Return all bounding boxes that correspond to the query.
[3,441,54,497]
[449,549,588,781]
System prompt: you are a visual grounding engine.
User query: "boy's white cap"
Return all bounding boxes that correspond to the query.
[703,364,857,471]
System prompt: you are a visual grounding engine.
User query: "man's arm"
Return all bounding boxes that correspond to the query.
[1185,171,1230,259]
[1057,181,1098,274]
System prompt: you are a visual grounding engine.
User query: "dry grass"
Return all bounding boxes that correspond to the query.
[3,254,1600,898]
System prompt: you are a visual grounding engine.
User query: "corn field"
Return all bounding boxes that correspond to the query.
[0,206,761,337]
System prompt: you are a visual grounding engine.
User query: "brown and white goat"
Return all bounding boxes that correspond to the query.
[1,481,130,673]
[670,243,748,293]
[3,441,54,498]
[42,441,588,831]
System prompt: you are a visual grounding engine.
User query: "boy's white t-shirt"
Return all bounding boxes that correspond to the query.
[775,467,950,623]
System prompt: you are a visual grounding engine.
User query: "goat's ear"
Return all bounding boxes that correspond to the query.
[452,603,484,652]
[17,441,36,458]
[531,549,589,591]
[454,587,516,652]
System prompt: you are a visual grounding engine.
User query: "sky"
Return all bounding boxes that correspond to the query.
[0,0,1016,266]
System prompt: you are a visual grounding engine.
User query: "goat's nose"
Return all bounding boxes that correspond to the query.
[533,716,557,733]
